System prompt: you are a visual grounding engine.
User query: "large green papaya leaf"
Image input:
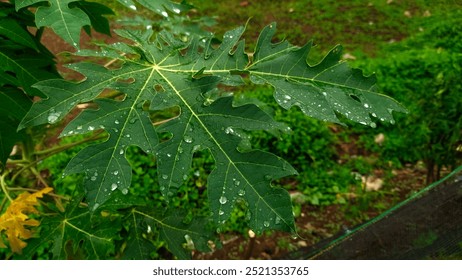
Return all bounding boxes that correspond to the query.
[20,23,405,235]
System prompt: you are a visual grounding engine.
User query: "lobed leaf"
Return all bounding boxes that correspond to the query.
[248,23,407,126]
[21,196,120,259]
[21,23,406,235]
[117,0,193,17]
[15,0,113,48]
[0,88,31,165]
[124,207,213,259]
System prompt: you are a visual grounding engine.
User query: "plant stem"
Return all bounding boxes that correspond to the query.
[0,196,7,213]
[34,131,106,156]
[11,132,106,183]
[0,171,13,202]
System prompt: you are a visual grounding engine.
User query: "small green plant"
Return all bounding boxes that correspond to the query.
[0,0,405,259]
[353,10,462,183]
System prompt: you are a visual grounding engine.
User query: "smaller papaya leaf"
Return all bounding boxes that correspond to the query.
[126,207,214,259]
[15,0,114,48]
[0,88,32,165]
[21,195,121,259]
[0,18,38,50]
[73,1,114,36]
[15,0,91,48]
[0,187,52,254]
[118,0,193,17]
[0,45,58,97]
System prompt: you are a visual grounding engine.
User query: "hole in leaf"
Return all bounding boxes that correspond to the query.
[154,84,165,92]
[349,94,361,103]
[117,77,135,84]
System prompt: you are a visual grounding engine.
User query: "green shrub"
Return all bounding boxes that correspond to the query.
[356,22,462,182]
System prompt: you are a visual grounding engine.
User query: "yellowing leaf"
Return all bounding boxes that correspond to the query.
[0,187,52,253]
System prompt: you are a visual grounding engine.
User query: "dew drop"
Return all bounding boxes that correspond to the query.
[238,189,245,196]
[111,183,118,191]
[224,127,234,134]
[194,170,200,177]
[90,176,97,181]
[92,203,100,211]
[233,179,241,186]
[364,103,370,108]
[119,149,124,155]
[183,135,193,143]
[172,8,181,14]
[167,153,172,157]
[161,11,168,17]
[129,4,137,10]
[371,112,377,118]
[264,175,272,180]
[129,117,137,124]
[263,221,270,227]
[219,210,224,216]
[219,196,227,204]
[47,110,61,124]
[122,188,128,195]
[182,175,188,180]
[370,122,377,128]
[162,174,169,180]
[114,120,120,125]
[275,216,281,224]
[113,170,119,175]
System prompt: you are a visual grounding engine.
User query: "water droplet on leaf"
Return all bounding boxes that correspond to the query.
[111,183,118,191]
[183,135,193,143]
[219,196,227,204]
[225,127,234,134]
[47,110,61,124]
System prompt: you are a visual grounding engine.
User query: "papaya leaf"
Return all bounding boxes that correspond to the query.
[21,196,120,259]
[0,18,37,50]
[117,0,193,17]
[21,23,405,234]
[125,207,213,259]
[15,0,112,48]
[248,23,407,126]
[0,187,52,254]
[0,88,32,165]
